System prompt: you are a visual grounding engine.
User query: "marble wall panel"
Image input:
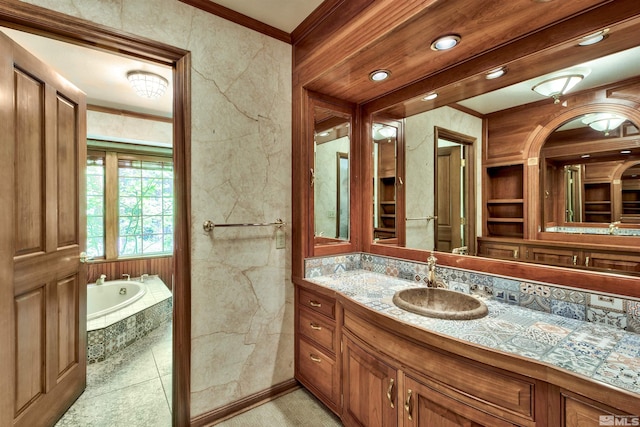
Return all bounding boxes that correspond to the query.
[24,0,293,416]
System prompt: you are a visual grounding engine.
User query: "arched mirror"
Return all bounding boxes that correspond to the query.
[541,113,640,234]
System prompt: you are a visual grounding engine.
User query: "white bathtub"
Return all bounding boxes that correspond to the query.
[87,280,147,320]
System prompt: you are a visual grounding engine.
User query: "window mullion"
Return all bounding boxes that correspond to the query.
[105,151,119,259]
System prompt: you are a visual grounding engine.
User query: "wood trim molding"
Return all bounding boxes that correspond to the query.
[190,379,300,427]
[178,0,291,44]
[88,104,173,123]
[0,2,192,425]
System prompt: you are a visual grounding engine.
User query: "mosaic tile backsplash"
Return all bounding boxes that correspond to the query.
[304,253,640,333]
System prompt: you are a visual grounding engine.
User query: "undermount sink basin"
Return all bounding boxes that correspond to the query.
[392,288,488,320]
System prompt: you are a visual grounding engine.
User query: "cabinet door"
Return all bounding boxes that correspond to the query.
[562,392,632,427]
[403,376,518,427]
[583,251,640,274]
[526,246,578,268]
[342,336,397,427]
[477,240,522,260]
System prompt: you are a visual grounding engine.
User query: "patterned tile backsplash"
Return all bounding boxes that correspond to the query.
[304,253,640,333]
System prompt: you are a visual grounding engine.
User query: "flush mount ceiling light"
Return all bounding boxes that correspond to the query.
[486,67,507,80]
[581,113,627,136]
[531,74,584,104]
[127,71,169,99]
[422,93,438,101]
[369,69,391,82]
[578,29,609,46]
[430,34,461,51]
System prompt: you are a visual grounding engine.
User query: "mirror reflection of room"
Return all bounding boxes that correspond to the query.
[314,106,351,242]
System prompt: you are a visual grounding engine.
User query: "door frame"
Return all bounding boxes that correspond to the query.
[434,126,476,255]
[0,2,192,425]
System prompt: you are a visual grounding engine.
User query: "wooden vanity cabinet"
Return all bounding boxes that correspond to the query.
[342,333,398,427]
[560,390,634,427]
[295,286,341,414]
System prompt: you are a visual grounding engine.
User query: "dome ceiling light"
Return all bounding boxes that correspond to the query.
[531,74,584,104]
[127,71,169,99]
[581,113,627,136]
[430,34,461,51]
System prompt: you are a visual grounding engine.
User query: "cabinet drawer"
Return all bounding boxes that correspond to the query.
[298,288,335,319]
[298,338,337,405]
[299,308,336,354]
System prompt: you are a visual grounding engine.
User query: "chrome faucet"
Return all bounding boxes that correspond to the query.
[96,274,106,285]
[122,274,130,281]
[140,274,149,282]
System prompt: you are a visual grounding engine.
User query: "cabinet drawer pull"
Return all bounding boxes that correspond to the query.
[585,256,590,267]
[405,389,413,421]
[573,255,577,265]
[309,354,322,363]
[513,249,519,259]
[309,300,322,308]
[387,378,395,408]
[309,322,322,331]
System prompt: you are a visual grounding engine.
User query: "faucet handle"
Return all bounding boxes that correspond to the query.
[140,274,149,282]
[122,274,130,281]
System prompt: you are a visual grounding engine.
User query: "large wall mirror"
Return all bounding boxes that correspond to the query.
[311,97,353,247]
[366,20,640,276]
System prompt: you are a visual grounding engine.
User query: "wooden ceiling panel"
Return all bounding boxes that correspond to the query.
[300,0,624,104]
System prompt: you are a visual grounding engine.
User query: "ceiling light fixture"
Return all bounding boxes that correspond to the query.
[621,150,632,154]
[531,74,584,104]
[581,113,626,136]
[422,93,438,101]
[578,29,609,46]
[430,34,461,51]
[486,67,507,80]
[127,71,169,99]
[369,69,391,82]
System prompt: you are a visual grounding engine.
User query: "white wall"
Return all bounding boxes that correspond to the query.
[314,136,349,238]
[23,0,292,417]
[87,110,173,146]
[405,106,483,250]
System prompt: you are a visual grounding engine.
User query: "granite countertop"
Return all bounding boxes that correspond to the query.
[306,270,640,395]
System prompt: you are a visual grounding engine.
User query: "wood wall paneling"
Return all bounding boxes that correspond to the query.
[87,256,174,289]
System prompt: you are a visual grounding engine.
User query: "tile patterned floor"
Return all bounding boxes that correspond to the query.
[56,319,341,426]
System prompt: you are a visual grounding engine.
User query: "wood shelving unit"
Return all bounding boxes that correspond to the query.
[485,164,524,238]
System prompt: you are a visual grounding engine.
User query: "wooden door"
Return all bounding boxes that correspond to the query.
[342,335,398,427]
[437,146,462,252]
[403,375,518,427]
[0,32,87,427]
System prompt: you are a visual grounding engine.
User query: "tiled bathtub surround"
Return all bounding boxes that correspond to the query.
[307,270,640,394]
[87,276,172,364]
[304,253,640,333]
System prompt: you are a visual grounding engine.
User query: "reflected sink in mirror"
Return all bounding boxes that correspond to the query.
[392,288,488,320]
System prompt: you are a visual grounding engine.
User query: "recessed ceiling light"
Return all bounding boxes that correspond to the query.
[430,34,461,51]
[578,29,609,46]
[422,93,438,101]
[317,131,330,137]
[486,67,507,80]
[581,154,590,158]
[621,150,632,154]
[369,69,391,82]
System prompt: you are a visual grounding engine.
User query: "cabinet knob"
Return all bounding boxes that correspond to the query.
[387,378,395,408]
[405,389,413,421]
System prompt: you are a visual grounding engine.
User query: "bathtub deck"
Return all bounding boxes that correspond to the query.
[87,276,172,364]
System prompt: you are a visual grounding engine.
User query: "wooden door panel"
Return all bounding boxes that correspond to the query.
[57,275,79,376]
[14,68,45,256]
[1,32,87,427]
[15,288,46,416]
[57,96,79,247]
